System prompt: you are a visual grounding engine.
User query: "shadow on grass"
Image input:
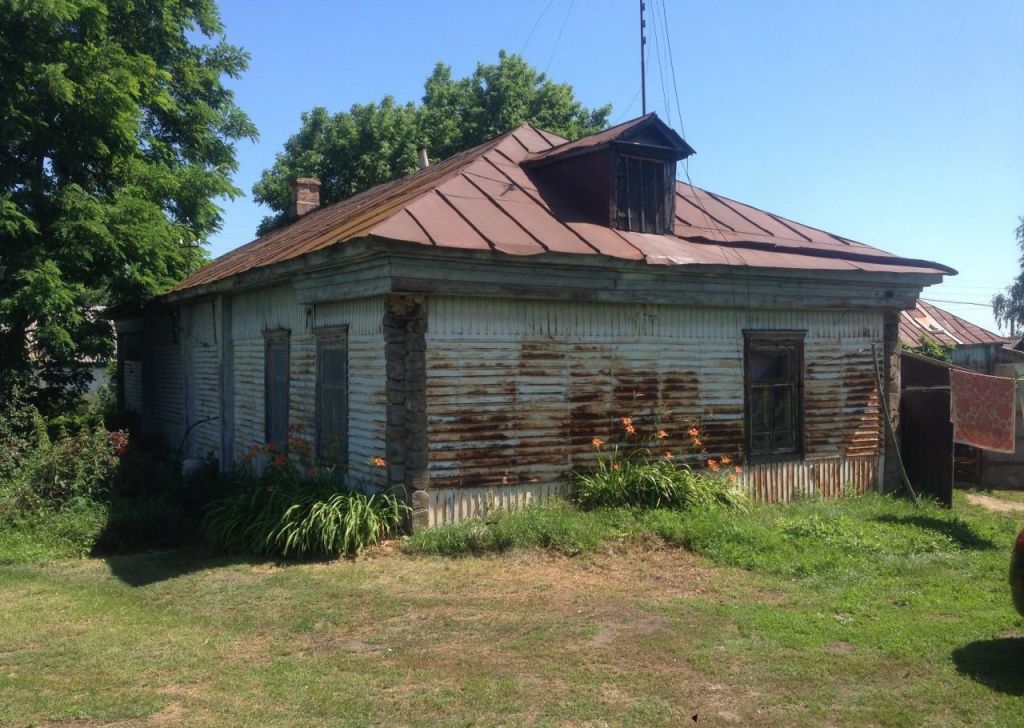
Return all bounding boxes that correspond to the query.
[871,514,998,550]
[102,546,275,587]
[952,638,1024,696]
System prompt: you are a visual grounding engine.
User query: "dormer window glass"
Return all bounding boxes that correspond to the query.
[615,155,668,234]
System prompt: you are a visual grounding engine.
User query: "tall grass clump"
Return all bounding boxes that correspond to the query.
[203,441,407,559]
[573,416,747,512]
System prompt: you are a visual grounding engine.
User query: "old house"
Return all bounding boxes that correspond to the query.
[115,114,954,527]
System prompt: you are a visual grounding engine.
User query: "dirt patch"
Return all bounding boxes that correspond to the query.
[966,493,1024,514]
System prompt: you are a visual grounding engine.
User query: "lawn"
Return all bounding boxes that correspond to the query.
[1,492,1023,727]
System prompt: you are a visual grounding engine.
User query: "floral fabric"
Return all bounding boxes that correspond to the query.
[949,368,1016,454]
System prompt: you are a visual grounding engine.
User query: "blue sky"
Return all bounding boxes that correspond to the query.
[209,0,1023,332]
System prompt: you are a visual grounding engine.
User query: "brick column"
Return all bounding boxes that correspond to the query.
[384,294,430,529]
[882,309,902,493]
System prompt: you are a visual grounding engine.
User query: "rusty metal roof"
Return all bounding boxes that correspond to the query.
[174,119,954,293]
[900,300,1005,348]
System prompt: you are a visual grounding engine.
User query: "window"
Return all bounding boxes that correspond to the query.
[744,331,805,460]
[615,154,669,233]
[264,331,290,451]
[316,329,348,463]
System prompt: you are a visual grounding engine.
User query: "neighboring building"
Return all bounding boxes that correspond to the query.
[900,300,1024,490]
[115,114,954,527]
[900,299,1007,369]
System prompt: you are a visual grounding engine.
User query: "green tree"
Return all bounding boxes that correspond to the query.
[253,51,611,234]
[992,218,1024,337]
[0,0,256,409]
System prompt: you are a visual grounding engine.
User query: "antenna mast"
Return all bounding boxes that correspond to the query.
[640,0,647,114]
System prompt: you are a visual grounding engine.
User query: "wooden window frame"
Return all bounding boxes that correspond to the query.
[263,329,290,451]
[743,330,806,464]
[314,326,349,465]
[612,153,673,234]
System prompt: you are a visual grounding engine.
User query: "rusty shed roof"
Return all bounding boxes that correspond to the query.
[174,117,954,293]
[900,300,1006,348]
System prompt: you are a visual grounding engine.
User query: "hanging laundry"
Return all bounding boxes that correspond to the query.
[949,368,1017,453]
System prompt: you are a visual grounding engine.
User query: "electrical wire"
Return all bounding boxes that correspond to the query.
[542,0,575,75]
[922,298,995,308]
[518,0,558,55]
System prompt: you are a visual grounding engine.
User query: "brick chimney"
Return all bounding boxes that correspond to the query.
[289,177,321,218]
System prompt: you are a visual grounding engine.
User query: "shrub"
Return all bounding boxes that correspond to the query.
[202,454,407,559]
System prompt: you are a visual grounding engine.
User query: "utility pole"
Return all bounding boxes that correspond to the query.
[640,0,647,114]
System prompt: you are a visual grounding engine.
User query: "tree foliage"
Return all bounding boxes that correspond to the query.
[253,51,611,234]
[992,219,1024,336]
[0,0,256,409]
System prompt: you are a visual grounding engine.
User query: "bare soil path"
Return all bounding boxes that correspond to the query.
[966,492,1024,514]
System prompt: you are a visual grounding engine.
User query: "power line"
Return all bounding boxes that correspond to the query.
[543,0,575,75]
[518,0,558,55]
[922,298,994,308]
[655,0,686,139]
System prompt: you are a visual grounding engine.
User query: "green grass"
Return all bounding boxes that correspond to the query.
[2,492,1023,726]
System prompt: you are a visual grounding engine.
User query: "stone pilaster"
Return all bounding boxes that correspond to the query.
[383,294,429,530]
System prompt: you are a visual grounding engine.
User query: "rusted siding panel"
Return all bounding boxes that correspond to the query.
[425,296,883,506]
[426,456,879,526]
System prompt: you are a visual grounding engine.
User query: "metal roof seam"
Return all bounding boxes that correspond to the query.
[457,171,552,253]
[431,189,498,252]
[675,191,735,239]
[702,189,779,238]
[479,154,605,255]
[401,208,438,246]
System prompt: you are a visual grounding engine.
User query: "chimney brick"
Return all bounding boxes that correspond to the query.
[289,177,321,218]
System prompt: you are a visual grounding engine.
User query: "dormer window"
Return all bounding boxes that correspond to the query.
[614,155,669,233]
[522,112,695,236]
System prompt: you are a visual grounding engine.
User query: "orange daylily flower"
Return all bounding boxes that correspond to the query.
[657,429,669,440]
[688,427,699,437]
[621,417,633,426]
[707,458,721,472]
[625,424,637,435]
[592,437,605,449]
[734,466,743,474]
[372,456,387,468]
[721,455,732,465]
[663,451,674,459]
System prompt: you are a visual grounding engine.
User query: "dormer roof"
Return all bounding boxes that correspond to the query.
[524,112,695,166]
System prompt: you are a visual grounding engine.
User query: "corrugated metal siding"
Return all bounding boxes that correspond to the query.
[182,300,221,460]
[229,288,386,481]
[426,456,880,526]
[302,298,387,483]
[123,361,143,414]
[150,343,184,447]
[425,296,883,512]
[232,286,299,458]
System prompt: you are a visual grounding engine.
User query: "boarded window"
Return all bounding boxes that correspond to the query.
[264,332,290,451]
[615,155,668,233]
[316,329,348,463]
[744,331,805,460]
